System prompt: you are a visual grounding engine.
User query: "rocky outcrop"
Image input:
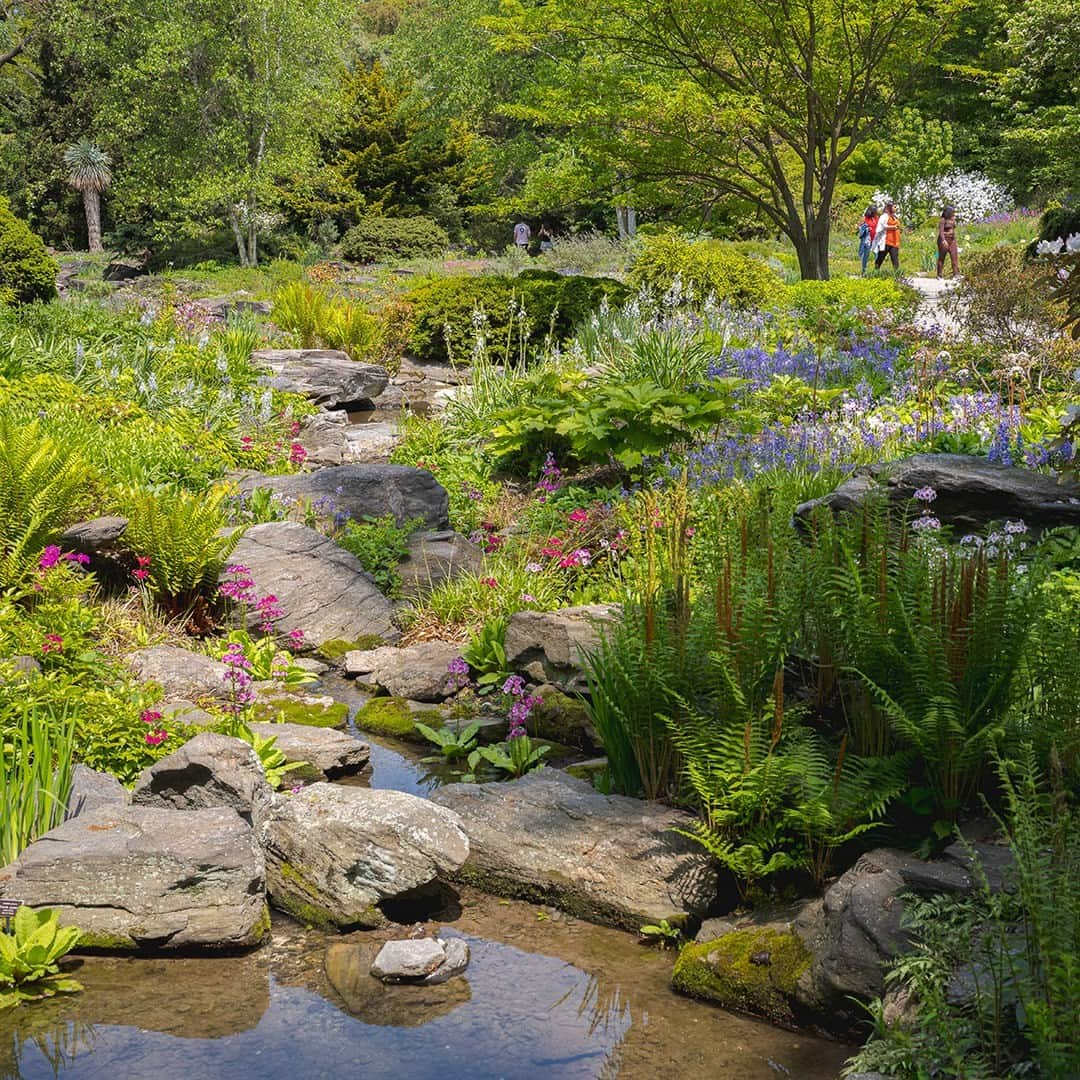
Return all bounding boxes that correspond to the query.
[298,410,403,466]
[430,771,716,930]
[503,605,619,690]
[65,765,128,820]
[260,783,469,929]
[125,645,231,701]
[59,516,130,582]
[247,722,370,780]
[235,464,450,531]
[251,348,388,409]
[673,845,1010,1036]
[131,732,274,829]
[795,453,1080,535]
[225,521,399,647]
[396,531,484,599]
[344,641,462,702]
[0,804,268,951]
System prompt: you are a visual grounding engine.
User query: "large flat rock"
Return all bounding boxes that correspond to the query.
[261,783,469,929]
[344,640,462,702]
[235,464,450,531]
[247,721,370,779]
[125,645,232,701]
[0,805,267,951]
[252,348,388,409]
[225,521,398,647]
[430,771,716,930]
[795,453,1080,535]
[504,605,620,689]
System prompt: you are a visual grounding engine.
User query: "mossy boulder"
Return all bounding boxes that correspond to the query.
[319,635,387,662]
[530,685,598,749]
[253,690,349,729]
[672,927,812,1025]
[353,696,442,743]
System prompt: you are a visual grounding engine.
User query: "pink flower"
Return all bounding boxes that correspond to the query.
[289,441,308,466]
[41,633,63,654]
[568,508,589,525]
[38,546,62,570]
[145,728,168,747]
[479,576,498,588]
[64,552,91,565]
[140,710,163,725]
[287,628,305,650]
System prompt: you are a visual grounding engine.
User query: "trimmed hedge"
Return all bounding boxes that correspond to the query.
[629,231,781,307]
[405,272,630,364]
[341,216,450,264]
[0,198,57,305]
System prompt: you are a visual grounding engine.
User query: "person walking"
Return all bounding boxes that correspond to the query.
[513,221,531,251]
[936,205,959,279]
[858,205,879,276]
[873,202,902,271]
[538,223,554,253]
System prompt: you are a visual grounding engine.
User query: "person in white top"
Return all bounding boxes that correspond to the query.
[513,222,531,249]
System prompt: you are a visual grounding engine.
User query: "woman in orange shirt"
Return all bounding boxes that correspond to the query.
[873,202,902,271]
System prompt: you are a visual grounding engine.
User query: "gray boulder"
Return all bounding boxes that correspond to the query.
[397,531,484,599]
[59,515,128,560]
[198,295,272,319]
[261,783,469,929]
[65,765,128,820]
[504,604,620,689]
[247,722,370,779]
[225,522,398,647]
[344,641,462,702]
[370,937,469,985]
[795,453,1080,535]
[125,645,231,701]
[342,421,402,463]
[235,464,450,530]
[252,348,388,409]
[0,804,267,951]
[430,771,716,930]
[132,732,274,830]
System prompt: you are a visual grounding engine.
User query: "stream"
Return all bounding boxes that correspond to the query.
[0,677,852,1079]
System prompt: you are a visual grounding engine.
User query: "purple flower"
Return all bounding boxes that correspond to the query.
[38,545,62,571]
[447,656,470,676]
[913,486,937,503]
[502,675,526,697]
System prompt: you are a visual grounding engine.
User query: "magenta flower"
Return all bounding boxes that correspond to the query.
[145,728,168,747]
[41,633,63,654]
[38,546,62,571]
[140,709,163,725]
[568,508,589,525]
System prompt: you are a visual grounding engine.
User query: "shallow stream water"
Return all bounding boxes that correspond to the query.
[0,678,852,1079]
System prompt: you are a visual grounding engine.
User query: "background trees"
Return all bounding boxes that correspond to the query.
[62,139,110,253]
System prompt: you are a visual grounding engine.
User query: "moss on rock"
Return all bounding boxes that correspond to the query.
[253,696,349,729]
[352,696,440,743]
[318,636,387,662]
[672,927,811,1024]
[531,687,595,748]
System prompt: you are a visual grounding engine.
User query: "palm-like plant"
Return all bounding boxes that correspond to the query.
[63,140,112,253]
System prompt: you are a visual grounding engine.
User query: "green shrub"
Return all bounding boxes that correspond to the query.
[1037,204,1080,244]
[340,216,450,264]
[0,198,57,306]
[271,282,382,361]
[337,514,421,596]
[628,231,781,307]
[404,273,630,365]
[780,277,915,322]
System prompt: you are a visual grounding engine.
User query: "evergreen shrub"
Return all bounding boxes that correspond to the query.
[341,216,450,264]
[0,199,58,305]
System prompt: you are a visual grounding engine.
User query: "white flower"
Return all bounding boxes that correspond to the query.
[1066,233,1080,253]
[1037,238,1065,256]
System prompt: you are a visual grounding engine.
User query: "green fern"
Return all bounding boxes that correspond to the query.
[0,415,93,586]
[119,485,239,607]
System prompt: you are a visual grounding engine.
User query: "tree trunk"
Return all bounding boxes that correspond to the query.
[793,224,831,281]
[616,205,637,240]
[228,207,251,267]
[83,189,103,253]
[247,195,258,268]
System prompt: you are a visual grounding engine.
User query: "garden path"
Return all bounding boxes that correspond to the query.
[909,274,963,338]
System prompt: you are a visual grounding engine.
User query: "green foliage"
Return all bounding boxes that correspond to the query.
[404,273,629,365]
[0,416,92,587]
[629,232,781,307]
[461,616,511,692]
[271,282,382,360]
[337,515,421,597]
[120,486,240,608]
[0,704,75,866]
[234,720,306,789]
[848,752,1080,1079]
[0,199,57,306]
[214,631,317,687]
[780,278,916,330]
[639,919,683,947]
[0,907,83,1010]
[488,371,748,474]
[467,734,550,779]
[415,719,481,762]
[340,216,450,264]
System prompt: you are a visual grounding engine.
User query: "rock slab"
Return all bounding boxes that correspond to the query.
[504,605,619,689]
[252,348,388,409]
[345,641,462,702]
[370,937,470,985]
[397,531,484,598]
[225,521,399,647]
[65,765,128,820]
[236,464,450,530]
[247,721,370,779]
[0,805,267,951]
[431,771,716,930]
[132,732,274,829]
[795,453,1080,535]
[261,783,469,929]
[125,645,232,701]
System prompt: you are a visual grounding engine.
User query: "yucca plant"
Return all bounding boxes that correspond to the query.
[119,485,239,614]
[0,703,75,865]
[63,139,112,254]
